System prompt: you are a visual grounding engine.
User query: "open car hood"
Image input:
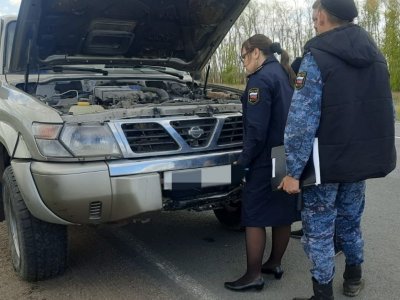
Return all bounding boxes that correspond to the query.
[9,0,249,73]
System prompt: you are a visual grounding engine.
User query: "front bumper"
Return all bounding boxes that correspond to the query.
[12,150,240,225]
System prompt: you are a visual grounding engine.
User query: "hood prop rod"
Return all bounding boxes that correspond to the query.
[203,64,210,98]
[24,39,32,93]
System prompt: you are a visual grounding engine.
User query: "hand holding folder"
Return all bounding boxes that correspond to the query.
[271,138,321,191]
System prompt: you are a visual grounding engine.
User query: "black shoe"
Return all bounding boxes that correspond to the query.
[224,277,265,291]
[343,264,364,297]
[290,229,303,239]
[294,278,333,300]
[261,265,283,279]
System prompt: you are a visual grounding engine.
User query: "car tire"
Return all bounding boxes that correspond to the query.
[2,166,68,281]
[213,201,243,231]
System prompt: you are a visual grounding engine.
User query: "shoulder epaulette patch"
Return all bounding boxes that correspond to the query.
[295,71,307,90]
[248,88,260,104]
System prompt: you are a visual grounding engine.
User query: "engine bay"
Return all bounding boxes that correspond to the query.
[26,77,241,116]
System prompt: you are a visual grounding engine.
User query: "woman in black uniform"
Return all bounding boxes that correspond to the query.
[224,34,299,291]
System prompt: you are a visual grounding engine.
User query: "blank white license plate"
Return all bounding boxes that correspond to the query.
[163,165,231,190]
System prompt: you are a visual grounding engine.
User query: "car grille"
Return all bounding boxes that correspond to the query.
[170,118,216,148]
[217,116,243,145]
[121,123,179,153]
[117,114,243,157]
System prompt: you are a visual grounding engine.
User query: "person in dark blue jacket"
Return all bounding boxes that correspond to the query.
[224,34,300,292]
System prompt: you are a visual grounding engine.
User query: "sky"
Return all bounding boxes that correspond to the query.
[0,0,21,15]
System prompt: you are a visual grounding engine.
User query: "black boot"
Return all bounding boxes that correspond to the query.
[343,264,364,297]
[293,277,333,300]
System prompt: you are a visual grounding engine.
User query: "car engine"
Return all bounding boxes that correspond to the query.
[31,78,241,116]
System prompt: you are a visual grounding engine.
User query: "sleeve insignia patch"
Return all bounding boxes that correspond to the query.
[295,71,307,90]
[248,88,260,104]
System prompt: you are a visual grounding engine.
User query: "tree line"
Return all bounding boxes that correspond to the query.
[208,0,400,91]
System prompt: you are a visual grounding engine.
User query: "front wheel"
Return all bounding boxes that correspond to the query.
[3,166,68,281]
[213,201,242,230]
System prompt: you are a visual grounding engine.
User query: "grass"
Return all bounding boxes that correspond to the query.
[393,92,400,121]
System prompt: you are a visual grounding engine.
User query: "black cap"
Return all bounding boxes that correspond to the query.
[321,0,358,21]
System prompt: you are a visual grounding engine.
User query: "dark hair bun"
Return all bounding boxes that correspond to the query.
[270,42,282,54]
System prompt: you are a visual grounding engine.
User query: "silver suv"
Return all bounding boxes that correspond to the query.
[0,0,248,281]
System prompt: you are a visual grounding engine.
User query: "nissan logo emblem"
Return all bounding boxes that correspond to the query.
[188,126,204,139]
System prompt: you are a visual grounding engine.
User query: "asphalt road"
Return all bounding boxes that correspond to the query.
[0,123,399,300]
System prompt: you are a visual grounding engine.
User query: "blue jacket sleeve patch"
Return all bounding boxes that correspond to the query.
[248,88,260,104]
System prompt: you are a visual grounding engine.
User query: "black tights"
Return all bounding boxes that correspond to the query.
[232,225,290,285]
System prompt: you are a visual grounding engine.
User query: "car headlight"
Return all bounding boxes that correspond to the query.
[32,123,121,158]
[60,123,121,157]
[33,123,72,157]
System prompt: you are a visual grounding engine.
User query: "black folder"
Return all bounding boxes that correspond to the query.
[271,139,321,191]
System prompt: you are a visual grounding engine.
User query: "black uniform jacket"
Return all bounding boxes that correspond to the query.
[238,55,293,169]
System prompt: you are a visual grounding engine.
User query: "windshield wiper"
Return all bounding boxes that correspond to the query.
[41,66,108,76]
[140,66,184,79]
[105,64,184,79]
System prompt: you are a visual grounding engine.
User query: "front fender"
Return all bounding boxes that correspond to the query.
[0,83,63,160]
[0,122,31,159]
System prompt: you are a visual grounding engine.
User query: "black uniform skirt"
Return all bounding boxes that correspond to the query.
[241,166,300,227]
